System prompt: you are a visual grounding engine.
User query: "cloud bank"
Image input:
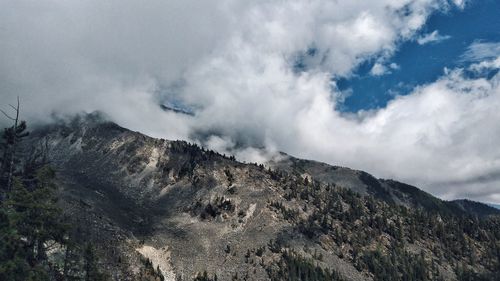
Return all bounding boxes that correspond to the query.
[2,0,500,203]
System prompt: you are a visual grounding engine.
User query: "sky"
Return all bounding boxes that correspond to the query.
[338,0,500,112]
[1,0,500,204]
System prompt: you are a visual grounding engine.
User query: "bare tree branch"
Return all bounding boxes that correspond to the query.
[0,108,15,121]
[8,104,19,112]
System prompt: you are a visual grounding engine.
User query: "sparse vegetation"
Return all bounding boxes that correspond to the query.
[140,258,165,281]
[267,249,344,281]
[267,173,500,280]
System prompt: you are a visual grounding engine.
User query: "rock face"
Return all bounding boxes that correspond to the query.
[22,114,500,280]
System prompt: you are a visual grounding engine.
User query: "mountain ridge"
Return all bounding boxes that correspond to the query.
[18,113,500,280]
[266,151,500,217]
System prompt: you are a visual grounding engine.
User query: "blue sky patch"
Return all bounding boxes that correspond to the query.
[338,0,500,112]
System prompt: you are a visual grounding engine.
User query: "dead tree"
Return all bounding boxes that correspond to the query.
[0,96,20,190]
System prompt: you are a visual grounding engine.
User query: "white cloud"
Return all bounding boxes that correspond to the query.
[2,0,495,203]
[452,0,467,9]
[370,62,400,76]
[468,57,500,72]
[370,63,389,76]
[417,30,451,45]
[0,0,454,123]
[461,41,500,62]
[389,63,400,70]
[336,62,500,203]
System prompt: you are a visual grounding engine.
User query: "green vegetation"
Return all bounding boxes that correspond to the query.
[193,271,218,281]
[0,118,108,280]
[139,258,165,281]
[359,247,437,281]
[267,249,344,281]
[267,169,500,281]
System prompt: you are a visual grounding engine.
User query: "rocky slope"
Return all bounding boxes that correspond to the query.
[267,154,499,217]
[21,114,500,280]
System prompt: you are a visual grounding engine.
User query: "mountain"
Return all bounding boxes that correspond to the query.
[17,114,500,280]
[451,199,500,217]
[267,154,500,217]
[488,203,500,210]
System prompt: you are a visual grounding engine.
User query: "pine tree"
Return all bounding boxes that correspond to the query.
[84,243,108,281]
[0,97,28,192]
[0,118,73,280]
[0,204,33,280]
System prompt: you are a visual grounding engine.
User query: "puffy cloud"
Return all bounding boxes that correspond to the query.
[451,0,467,9]
[3,0,497,203]
[314,61,500,203]
[370,63,389,76]
[0,0,453,128]
[370,62,400,76]
[417,30,451,45]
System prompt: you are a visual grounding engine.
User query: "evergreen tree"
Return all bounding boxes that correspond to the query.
[0,118,110,280]
[0,97,28,192]
[84,243,108,281]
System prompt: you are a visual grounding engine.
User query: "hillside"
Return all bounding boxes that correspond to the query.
[13,114,500,280]
[267,155,500,217]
